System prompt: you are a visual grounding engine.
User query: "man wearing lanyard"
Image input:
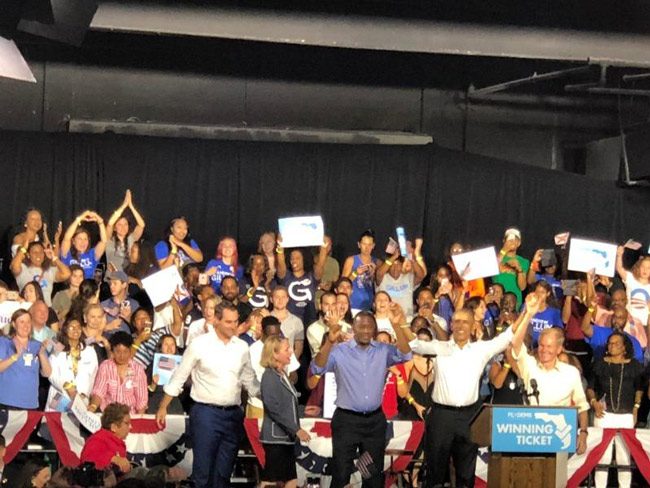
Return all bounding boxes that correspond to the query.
[400,293,541,488]
[313,303,411,488]
[156,302,259,488]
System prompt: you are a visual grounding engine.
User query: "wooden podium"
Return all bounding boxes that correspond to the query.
[470,404,576,488]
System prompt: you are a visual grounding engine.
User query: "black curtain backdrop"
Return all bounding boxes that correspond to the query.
[0,130,648,283]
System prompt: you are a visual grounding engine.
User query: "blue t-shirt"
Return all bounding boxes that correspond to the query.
[350,255,375,312]
[154,239,201,268]
[528,307,563,347]
[100,297,140,336]
[61,250,98,279]
[0,337,42,408]
[281,271,319,322]
[435,295,454,326]
[241,275,270,309]
[587,325,644,363]
[205,259,244,295]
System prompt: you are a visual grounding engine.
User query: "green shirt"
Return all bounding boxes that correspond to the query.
[492,254,530,308]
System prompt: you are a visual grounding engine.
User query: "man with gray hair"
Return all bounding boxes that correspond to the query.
[511,320,590,454]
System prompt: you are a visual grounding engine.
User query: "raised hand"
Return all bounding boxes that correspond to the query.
[168,235,179,253]
[54,221,63,242]
[327,319,342,343]
[414,237,423,252]
[44,246,54,260]
[322,236,331,252]
[388,302,406,328]
[324,308,342,328]
[525,292,541,315]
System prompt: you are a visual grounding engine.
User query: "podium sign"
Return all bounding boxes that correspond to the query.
[491,406,577,453]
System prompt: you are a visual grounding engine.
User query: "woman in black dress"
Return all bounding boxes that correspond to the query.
[489,345,523,405]
[586,331,644,488]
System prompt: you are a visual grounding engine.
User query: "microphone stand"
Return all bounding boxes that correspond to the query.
[517,379,530,406]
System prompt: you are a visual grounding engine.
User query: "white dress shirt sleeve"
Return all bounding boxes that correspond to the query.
[479,326,514,361]
[164,343,199,397]
[240,350,260,399]
[409,339,442,356]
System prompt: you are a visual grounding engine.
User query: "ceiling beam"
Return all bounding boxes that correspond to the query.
[91,2,650,68]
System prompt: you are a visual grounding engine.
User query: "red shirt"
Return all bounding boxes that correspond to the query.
[79,429,127,469]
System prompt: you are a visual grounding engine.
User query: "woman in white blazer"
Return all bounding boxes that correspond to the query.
[46,317,98,411]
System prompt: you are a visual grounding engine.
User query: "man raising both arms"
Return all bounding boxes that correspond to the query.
[395,293,542,488]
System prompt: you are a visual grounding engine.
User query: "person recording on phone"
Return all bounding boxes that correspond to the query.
[100,271,139,336]
[399,293,539,488]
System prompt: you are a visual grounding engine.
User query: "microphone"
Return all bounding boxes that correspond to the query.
[530,378,540,405]
[517,378,529,405]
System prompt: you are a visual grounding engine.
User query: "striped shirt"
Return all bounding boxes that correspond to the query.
[92,359,148,413]
[133,325,173,369]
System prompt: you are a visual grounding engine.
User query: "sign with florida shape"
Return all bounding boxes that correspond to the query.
[491,407,577,453]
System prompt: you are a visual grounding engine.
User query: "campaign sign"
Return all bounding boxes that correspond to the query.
[567,238,617,278]
[278,216,325,248]
[491,406,577,453]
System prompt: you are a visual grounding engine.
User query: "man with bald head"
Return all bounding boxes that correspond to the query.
[397,295,539,488]
[511,319,590,456]
[313,305,410,488]
[29,301,56,344]
[582,302,644,362]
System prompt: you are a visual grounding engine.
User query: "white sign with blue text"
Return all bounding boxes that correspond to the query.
[491,406,577,453]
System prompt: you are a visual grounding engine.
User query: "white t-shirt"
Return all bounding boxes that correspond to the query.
[16,265,57,306]
[625,274,650,348]
[378,271,415,318]
[153,303,184,348]
[376,316,395,338]
[273,312,304,349]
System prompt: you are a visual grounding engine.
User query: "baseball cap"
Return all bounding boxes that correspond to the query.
[504,228,521,241]
[107,270,128,282]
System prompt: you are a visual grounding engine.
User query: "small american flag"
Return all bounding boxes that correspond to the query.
[158,356,177,371]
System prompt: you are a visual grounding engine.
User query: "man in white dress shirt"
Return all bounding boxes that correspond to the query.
[511,324,589,455]
[156,302,260,488]
[401,294,540,488]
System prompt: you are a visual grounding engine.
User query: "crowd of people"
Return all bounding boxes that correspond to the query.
[0,189,649,488]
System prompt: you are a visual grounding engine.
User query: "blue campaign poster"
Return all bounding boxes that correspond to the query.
[491,406,577,453]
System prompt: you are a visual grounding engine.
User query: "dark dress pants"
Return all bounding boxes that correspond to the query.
[424,403,479,488]
[330,408,387,488]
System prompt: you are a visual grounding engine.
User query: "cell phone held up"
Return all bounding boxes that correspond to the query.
[561,279,579,296]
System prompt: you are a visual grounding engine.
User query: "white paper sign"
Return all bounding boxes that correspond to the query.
[568,238,617,278]
[71,395,101,433]
[450,246,500,281]
[142,266,184,307]
[278,216,324,248]
[323,372,337,419]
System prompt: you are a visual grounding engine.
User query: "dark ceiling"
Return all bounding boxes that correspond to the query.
[3,1,650,105]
